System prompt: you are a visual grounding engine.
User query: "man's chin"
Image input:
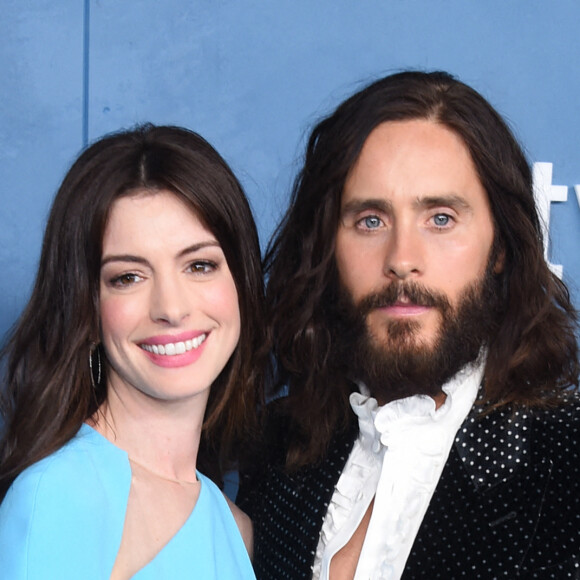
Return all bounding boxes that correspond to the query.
[368,318,436,351]
[371,339,436,362]
[358,339,450,403]
[359,300,489,402]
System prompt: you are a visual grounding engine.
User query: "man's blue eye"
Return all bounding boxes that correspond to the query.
[363,216,381,228]
[433,214,450,227]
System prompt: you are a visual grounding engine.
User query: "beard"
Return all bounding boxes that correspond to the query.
[328,260,502,404]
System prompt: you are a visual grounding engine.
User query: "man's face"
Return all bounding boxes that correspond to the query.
[334,120,500,397]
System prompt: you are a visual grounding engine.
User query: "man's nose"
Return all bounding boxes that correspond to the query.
[382,225,424,281]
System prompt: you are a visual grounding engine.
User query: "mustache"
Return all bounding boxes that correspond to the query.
[357,282,451,316]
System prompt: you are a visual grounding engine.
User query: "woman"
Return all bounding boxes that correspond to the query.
[0,125,264,578]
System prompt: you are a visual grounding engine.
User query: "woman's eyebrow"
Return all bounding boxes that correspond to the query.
[101,254,149,267]
[101,240,222,268]
[176,240,221,258]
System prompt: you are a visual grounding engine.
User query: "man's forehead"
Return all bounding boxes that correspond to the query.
[339,119,488,206]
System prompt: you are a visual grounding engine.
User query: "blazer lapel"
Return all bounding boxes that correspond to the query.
[403,405,554,578]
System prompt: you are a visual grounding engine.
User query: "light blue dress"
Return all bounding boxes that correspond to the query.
[0,424,256,579]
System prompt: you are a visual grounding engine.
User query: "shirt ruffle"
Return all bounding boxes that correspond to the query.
[313,356,485,580]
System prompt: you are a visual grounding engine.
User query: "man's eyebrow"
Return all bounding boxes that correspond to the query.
[101,241,221,267]
[340,194,472,215]
[340,198,392,216]
[414,194,472,212]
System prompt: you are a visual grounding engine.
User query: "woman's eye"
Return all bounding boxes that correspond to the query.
[432,213,452,228]
[110,273,141,287]
[359,215,383,229]
[189,261,217,274]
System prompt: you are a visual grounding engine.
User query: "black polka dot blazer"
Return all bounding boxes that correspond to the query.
[238,395,580,579]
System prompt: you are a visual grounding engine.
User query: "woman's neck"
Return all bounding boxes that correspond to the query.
[89,386,206,483]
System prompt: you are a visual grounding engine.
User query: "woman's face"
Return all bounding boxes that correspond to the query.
[99,190,241,406]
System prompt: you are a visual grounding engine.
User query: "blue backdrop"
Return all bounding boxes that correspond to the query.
[1,0,579,341]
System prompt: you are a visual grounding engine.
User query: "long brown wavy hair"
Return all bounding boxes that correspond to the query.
[265,70,579,469]
[0,124,265,497]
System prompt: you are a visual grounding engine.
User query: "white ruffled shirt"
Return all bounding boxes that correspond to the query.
[312,358,484,580]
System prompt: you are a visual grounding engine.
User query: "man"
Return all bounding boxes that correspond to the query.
[237,71,580,579]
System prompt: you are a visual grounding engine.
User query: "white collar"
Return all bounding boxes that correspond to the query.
[349,353,486,455]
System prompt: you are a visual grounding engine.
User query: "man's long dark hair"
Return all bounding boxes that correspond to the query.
[265,70,579,469]
[0,124,266,497]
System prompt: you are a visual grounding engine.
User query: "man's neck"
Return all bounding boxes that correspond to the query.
[432,390,447,409]
[374,388,446,408]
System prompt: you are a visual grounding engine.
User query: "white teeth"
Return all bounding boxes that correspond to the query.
[141,334,207,356]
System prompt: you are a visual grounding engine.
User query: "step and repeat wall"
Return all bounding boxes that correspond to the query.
[1,0,579,339]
